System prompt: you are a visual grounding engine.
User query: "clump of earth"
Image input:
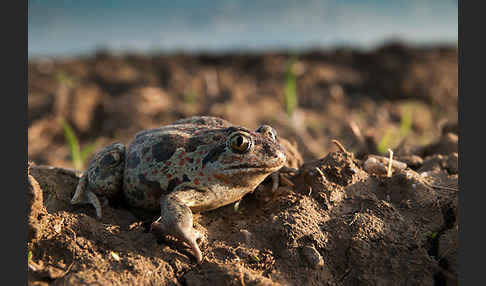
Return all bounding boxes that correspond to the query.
[28,43,458,285]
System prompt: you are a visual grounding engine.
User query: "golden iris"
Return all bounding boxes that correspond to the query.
[229,133,251,153]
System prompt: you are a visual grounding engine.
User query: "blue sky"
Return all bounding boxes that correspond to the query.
[28,0,458,57]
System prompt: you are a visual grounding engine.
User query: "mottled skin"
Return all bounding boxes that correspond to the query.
[71,116,286,262]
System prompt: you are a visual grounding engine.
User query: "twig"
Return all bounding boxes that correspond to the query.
[387,149,394,177]
[423,180,459,191]
[348,121,365,144]
[332,139,347,153]
[314,167,326,181]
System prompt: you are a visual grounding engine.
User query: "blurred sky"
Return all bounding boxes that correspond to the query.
[28,0,458,58]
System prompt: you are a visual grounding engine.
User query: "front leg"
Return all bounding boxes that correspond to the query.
[151,192,204,263]
[70,142,126,219]
[71,172,104,218]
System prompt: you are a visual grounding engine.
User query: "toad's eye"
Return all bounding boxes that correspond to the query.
[101,152,122,167]
[228,133,252,153]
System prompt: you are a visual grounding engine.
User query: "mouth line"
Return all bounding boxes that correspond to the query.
[225,163,283,171]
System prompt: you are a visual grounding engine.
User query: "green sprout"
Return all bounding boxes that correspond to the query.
[183,91,199,105]
[55,70,77,87]
[377,106,414,155]
[377,129,393,155]
[428,232,439,240]
[284,55,299,117]
[399,106,412,138]
[61,118,99,170]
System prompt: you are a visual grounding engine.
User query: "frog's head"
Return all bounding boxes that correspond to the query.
[86,142,126,198]
[202,124,286,190]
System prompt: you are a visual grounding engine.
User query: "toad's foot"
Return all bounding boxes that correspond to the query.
[271,167,299,191]
[71,173,103,218]
[151,193,204,263]
[258,166,298,194]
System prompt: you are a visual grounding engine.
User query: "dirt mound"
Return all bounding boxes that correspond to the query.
[28,132,458,285]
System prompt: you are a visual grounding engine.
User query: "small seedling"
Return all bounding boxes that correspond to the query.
[399,106,412,138]
[55,70,77,87]
[428,232,439,240]
[377,106,414,155]
[61,118,99,170]
[284,56,299,117]
[183,91,199,104]
[377,129,393,155]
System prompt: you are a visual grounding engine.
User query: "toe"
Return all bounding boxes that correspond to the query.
[187,238,203,263]
[178,227,203,263]
[150,221,203,263]
[86,191,103,219]
[271,172,280,192]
